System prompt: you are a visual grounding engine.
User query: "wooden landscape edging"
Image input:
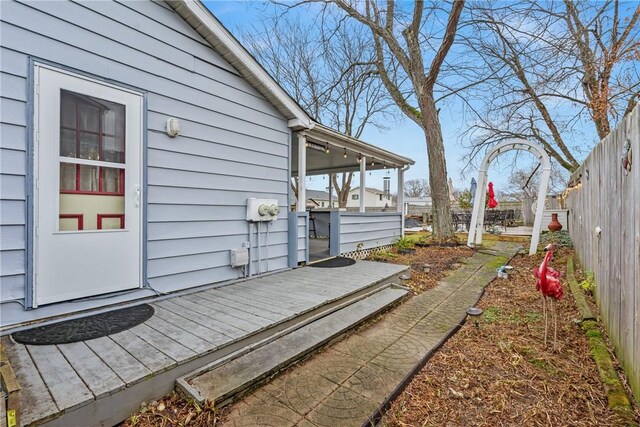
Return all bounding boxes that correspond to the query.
[0,343,20,427]
[566,257,637,426]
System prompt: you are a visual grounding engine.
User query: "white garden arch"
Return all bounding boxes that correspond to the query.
[467,139,551,255]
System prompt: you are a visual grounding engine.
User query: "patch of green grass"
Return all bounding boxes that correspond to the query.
[527,358,561,375]
[538,230,573,249]
[485,256,508,270]
[482,306,501,323]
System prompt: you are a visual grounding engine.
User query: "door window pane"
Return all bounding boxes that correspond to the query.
[101,167,123,193]
[60,163,77,191]
[79,165,100,192]
[79,132,100,160]
[59,90,125,163]
[60,129,76,158]
[78,102,100,132]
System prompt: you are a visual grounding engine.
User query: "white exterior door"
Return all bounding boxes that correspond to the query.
[34,65,143,306]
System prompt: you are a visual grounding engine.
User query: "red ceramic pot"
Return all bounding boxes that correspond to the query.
[548,213,563,231]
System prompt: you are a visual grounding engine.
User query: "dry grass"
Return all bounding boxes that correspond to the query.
[382,247,639,427]
[121,393,218,427]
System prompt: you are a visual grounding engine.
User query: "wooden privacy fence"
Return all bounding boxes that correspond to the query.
[564,104,639,402]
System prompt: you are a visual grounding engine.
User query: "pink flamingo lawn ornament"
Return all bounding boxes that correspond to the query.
[533,243,563,350]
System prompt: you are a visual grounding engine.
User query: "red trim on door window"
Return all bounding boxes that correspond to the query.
[97,214,125,230]
[61,168,125,196]
[59,214,84,230]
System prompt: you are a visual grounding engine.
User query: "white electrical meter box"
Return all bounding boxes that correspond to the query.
[230,248,249,267]
[246,198,280,222]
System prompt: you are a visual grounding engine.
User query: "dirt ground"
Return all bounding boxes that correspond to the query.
[382,246,640,427]
[369,243,475,295]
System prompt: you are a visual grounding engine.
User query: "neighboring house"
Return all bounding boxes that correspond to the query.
[306,190,338,209]
[0,0,413,327]
[290,190,338,209]
[346,187,393,209]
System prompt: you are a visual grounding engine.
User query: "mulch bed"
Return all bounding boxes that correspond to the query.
[382,247,640,427]
[368,245,475,295]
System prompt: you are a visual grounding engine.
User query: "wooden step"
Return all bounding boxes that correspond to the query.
[176,284,409,407]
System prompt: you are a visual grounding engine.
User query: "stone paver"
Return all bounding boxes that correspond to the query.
[220,242,520,426]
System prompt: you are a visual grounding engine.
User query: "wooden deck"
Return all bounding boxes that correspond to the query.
[1,260,407,427]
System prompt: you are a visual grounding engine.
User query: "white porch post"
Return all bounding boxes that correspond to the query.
[328,173,333,208]
[297,133,306,212]
[397,167,404,236]
[359,156,366,213]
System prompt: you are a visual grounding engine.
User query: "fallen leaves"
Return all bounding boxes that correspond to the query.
[382,247,639,427]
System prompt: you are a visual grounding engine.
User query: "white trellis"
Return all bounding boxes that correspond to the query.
[467,139,551,255]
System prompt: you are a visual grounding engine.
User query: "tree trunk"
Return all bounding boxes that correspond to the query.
[332,172,353,208]
[421,94,454,240]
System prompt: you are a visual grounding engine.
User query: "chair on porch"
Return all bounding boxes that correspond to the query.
[308,212,318,238]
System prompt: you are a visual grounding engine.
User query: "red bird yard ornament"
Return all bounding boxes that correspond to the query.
[533,243,563,350]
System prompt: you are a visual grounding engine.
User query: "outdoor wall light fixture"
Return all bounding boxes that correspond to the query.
[165,117,180,137]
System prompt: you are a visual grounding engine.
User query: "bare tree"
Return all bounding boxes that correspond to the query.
[241,16,397,207]
[404,178,430,197]
[298,0,466,241]
[461,0,640,173]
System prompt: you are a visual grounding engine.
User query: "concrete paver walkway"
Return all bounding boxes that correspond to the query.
[220,242,521,427]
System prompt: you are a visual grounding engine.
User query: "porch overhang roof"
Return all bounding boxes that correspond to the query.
[292,123,415,176]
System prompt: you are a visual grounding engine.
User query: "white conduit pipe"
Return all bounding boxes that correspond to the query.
[265,222,270,272]
[247,222,253,278]
[257,221,262,275]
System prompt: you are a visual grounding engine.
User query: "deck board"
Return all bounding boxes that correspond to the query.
[109,329,176,372]
[224,285,321,310]
[168,296,261,333]
[84,336,151,386]
[205,289,295,318]
[155,299,246,338]
[27,345,93,412]
[4,260,409,427]
[1,339,58,426]
[128,323,196,363]
[193,291,284,323]
[56,342,125,399]
[180,293,272,328]
[143,316,213,354]
[151,305,231,347]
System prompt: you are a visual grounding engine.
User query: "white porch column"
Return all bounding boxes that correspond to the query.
[297,133,306,212]
[397,167,405,236]
[396,167,404,213]
[359,156,366,213]
[328,173,333,208]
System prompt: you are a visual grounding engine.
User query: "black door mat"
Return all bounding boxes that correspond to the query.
[309,256,356,268]
[12,304,155,345]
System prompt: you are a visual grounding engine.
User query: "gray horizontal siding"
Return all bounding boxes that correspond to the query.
[0,0,292,302]
[339,213,402,253]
